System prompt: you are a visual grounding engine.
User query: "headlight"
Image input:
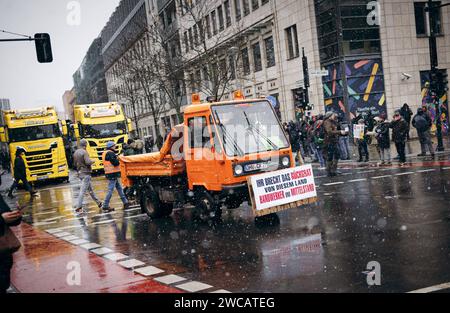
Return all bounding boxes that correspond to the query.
[234,164,243,176]
[282,157,290,167]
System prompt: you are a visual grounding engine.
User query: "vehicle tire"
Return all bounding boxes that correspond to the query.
[193,190,222,222]
[140,186,171,219]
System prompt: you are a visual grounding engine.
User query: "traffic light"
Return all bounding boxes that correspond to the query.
[435,70,448,96]
[34,33,53,63]
[294,88,306,108]
[302,51,310,88]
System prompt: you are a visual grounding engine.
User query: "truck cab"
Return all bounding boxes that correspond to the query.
[71,102,132,171]
[0,107,69,183]
[120,92,294,221]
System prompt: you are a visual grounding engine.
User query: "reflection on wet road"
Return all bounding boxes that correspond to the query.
[4,156,450,293]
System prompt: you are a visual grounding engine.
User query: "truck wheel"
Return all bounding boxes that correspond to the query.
[140,187,171,219]
[193,191,222,222]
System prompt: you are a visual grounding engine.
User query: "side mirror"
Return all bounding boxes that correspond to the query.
[127,118,133,132]
[73,124,80,138]
[0,127,6,143]
[61,120,68,136]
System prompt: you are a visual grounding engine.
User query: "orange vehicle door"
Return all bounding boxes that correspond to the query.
[185,115,220,190]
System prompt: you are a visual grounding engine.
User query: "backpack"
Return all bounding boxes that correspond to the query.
[314,121,325,145]
[414,115,428,132]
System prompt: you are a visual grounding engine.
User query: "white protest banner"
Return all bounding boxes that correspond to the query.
[353,124,365,140]
[248,164,317,215]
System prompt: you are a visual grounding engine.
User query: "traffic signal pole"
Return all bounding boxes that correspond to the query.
[427,0,447,151]
[0,30,53,63]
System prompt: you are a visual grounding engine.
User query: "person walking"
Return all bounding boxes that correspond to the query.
[338,116,351,160]
[7,149,37,199]
[72,139,102,215]
[390,111,409,166]
[323,111,347,177]
[123,139,136,156]
[287,121,302,165]
[399,103,413,140]
[101,141,129,212]
[412,108,435,157]
[313,115,326,168]
[0,192,22,294]
[375,114,391,165]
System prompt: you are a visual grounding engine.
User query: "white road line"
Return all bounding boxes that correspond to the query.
[32,221,58,227]
[53,225,84,231]
[371,175,391,179]
[442,167,450,170]
[33,210,57,216]
[91,219,117,225]
[348,178,367,183]
[125,214,148,219]
[395,172,415,176]
[408,282,450,293]
[416,169,436,173]
[176,281,213,292]
[323,182,344,186]
[357,170,375,174]
[124,207,141,212]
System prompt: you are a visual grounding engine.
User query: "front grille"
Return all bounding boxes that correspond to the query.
[25,149,52,156]
[29,164,53,171]
[27,159,52,166]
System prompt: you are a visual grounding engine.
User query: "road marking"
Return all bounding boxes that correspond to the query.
[124,207,141,212]
[53,231,72,238]
[52,224,84,231]
[32,221,57,227]
[371,175,391,179]
[442,167,450,170]
[91,247,114,255]
[324,181,345,186]
[125,214,148,220]
[42,216,64,222]
[348,178,367,183]
[155,274,187,285]
[46,228,63,234]
[134,266,165,276]
[176,281,213,292]
[408,282,450,293]
[395,172,415,176]
[60,235,79,241]
[103,253,128,262]
[357,170,375,174]
[33,210,57,216]
[210,289,232,293]
[118,259,145,269]
[91,219,117,225]
[69,239,90,245]
[416,169,436,173]
[80,243,102,250]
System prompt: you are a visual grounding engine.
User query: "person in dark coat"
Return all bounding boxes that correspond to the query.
[399,103,413,140]
[0,179,22,293]
[390,111,409,165]
[375,114,391,164]
[323,111,347,176]
[412,107,434,157]
[7,149,37,198]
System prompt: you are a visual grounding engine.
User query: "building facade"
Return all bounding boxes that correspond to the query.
[62,88,76,121]
[73,37,109,105]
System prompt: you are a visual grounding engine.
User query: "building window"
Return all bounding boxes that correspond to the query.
[229,55,236,79]
[264,36,275,68]
[252,0,259,11]
[243,0,250,16]
[414,2,443,36]
[234,0,241,21]
[241,47,250,75]
[211,11,218,35]
[224,0,231,27]
[218,5,224,31]
[205,15,212,38]
[261,0,269,5]
[252,42,262,72]
[285,25,299,59]
[184,31,189,52]
[188,28,194,48]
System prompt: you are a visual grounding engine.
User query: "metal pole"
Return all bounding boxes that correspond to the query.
[427,0,444,151]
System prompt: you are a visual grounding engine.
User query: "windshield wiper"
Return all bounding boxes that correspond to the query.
[242,112,279,151]
[214,111,244,157]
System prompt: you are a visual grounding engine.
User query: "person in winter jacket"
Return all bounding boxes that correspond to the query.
[412,108,434,157]
[390,111,409,165]
[7,149,37,198]
[374,114,391,164]
[399,103,413,140]
[355,119,369,162]
[322,111,347,176]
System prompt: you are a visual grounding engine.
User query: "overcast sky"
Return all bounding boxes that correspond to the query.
[0,0,120,112]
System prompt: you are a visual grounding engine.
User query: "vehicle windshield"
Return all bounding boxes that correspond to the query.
[8,124,62,143]
[212,101,289,156]
[80,121,126,138]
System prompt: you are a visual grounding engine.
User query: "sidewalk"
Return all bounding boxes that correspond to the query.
[10,223,183,293]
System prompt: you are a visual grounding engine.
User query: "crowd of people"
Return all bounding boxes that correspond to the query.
[283,103,437,177]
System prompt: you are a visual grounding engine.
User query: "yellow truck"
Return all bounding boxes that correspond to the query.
[0,107,69,182]
[71,102,132,171]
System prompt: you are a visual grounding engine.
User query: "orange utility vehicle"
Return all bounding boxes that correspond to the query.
[120,93,294,221]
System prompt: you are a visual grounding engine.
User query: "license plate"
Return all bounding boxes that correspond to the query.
[37,175,49,180]
[245,162,269,172]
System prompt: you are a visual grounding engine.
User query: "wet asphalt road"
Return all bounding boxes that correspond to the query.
[3,152,450,293]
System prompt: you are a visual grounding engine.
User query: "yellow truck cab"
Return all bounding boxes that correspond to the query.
[120,92,294,222]
[71,102,132,171]
[0,107,69,182]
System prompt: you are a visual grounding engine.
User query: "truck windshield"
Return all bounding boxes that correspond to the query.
[80,121,126,138]
[212,101,289,157]
[8,124,62,143]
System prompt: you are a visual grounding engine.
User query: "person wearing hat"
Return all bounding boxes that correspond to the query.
[374,113,391,165]
[7,148,37,198]
[412,107,434,157]
[73,139,102,215]
[390,110,409,166]
[322,111,348,177]
[101,141,129,212]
